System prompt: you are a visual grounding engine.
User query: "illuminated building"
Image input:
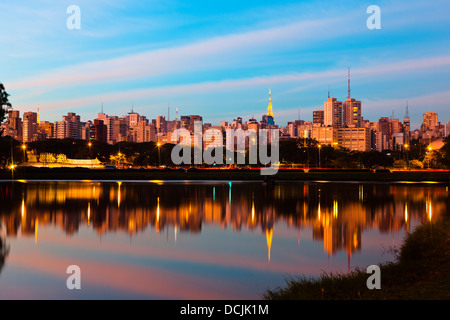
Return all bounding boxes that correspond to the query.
[324,97,343,128]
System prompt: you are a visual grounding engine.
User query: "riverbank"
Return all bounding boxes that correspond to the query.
[1,167,450,182]
[263,219,450,300]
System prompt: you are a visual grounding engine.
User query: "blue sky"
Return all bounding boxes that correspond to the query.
[1,0,450,129]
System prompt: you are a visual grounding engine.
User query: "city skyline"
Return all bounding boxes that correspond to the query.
[2,89,445,131]
[1,0,450,129]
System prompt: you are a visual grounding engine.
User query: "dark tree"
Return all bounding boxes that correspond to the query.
[439,135,450,167]
[0,83,12,135]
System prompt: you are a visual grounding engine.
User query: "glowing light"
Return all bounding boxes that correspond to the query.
[317,202,321,220]
[117,181,122,207]
[333,200,338,218]
[266,228,273,262]
[251,199,255,224]
[21,197,25,218]
[156,197,160,232]
[428,201,432,221]
[35,218,38,244]
[87,202,91,226]
[404,203,408,223]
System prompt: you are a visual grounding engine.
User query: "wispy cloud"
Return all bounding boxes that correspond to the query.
[32,55,450,115]
[9,13,358,92]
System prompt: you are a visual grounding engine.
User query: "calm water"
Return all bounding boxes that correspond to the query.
[0,179,448,299]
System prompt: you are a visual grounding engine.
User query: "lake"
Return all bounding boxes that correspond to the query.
[0,180,448,299]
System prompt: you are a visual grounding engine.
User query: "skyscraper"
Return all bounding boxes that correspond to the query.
[23,112,38,142]
[324,97,342,127]
[422,112,438,132]
[342,68,362,127]
[403,101,410,143]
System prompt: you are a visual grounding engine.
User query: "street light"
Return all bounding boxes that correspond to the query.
[318,144,321,168]
[427,146,433,169]
[117,152,122,168]
[22,144,27,164]
[157,142,161,167]
[404,144,409,169]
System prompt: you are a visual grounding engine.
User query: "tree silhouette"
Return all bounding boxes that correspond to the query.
[0,83,12,135]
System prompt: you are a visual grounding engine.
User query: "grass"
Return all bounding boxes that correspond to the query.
[263,219,450,300]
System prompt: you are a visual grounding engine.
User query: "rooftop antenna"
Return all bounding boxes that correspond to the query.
[405,100,410,119]
[328,86,330,99]
[101,102,103,114]
[391,107,395,120]
[131,101,134,113]
[347,67,351,99]
[175,107,179,121]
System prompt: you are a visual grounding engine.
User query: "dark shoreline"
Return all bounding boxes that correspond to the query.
[1,167,450,182]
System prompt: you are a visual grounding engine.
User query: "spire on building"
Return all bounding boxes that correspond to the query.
[267,89,273,117]
[37,105,40,124]
[176,107,179,121]
[347,67,351,99]
[405,100,410,119]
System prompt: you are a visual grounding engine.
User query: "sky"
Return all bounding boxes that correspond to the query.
[1,0,450,130]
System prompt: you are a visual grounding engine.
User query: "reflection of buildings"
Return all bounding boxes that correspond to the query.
[0,182,447,261]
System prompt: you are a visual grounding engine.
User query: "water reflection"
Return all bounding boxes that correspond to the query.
[1,181,448,254]
[0,180,449,298]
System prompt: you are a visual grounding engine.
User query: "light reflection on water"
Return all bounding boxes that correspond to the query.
[0,180,448,299]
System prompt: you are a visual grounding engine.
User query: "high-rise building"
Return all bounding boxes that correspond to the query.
[343,98,361,127]
[59,112,81,139]
[90,119,107,143]
[422,112,438,132]
[378,117,391,142]
[38,121,54,139]
[1,110,22,140]
[313,110,324,125]
[402,101,410,144]
[324,97,343,128]
[23,112,38,142]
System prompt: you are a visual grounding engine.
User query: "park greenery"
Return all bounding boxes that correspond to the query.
[0,135,449,170]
